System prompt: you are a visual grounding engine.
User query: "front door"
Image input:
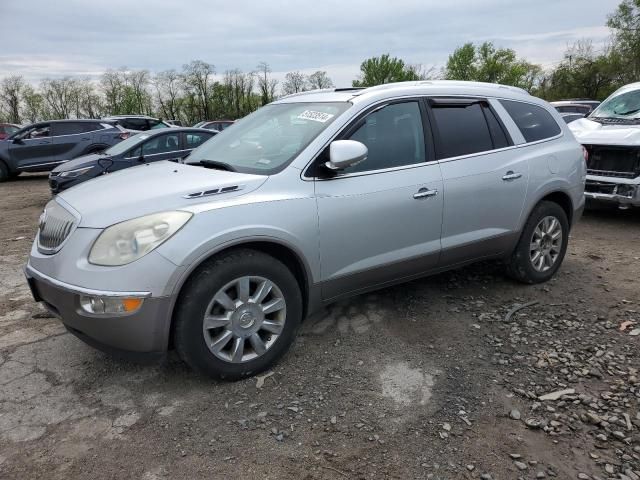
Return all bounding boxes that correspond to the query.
[314,100,444,301]
[9,123,55,171]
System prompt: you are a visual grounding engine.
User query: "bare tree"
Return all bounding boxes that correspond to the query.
[40,77,78,119]
[307,71,334,90]
[153,70,183,121]
[0,75,25,124]
[282,71,308,96]
[255,62,278,105]
[182,60,215,120]
[21,84,43,123]
[101,69,126,115]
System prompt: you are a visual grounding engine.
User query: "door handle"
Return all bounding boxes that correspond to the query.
[413,188,438,199]
[502,171,522,181]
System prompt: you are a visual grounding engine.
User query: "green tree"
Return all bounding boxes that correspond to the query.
[0,75,25,124]
[352,54,424,87]
[608,0,640,82]
[444,42,542,90]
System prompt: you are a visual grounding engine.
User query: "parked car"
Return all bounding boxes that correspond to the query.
[0,123,20,140]
[569,83,640,208]
[102,115,173,131]
[166,119,184,127]
[561,113,585,124]
[551,99,600,114]
[193,120,235,131]
[0,120,129,182]
[551,103,591,116]
[26,81,584,379]
[49,128,216,194]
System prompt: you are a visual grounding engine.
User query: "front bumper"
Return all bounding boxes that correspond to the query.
[585,175,640,207]
[25,264,173,360]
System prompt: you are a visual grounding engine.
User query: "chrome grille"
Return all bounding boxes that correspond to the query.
[38,201,77,253]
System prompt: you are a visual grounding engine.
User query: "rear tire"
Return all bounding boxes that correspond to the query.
[505,201,569,284]
[173,249,302,380]
[0,161,9,182]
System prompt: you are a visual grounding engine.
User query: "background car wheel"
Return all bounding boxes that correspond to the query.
[173,249,303,380]
[505,201,569,284]
[0,161,9,182]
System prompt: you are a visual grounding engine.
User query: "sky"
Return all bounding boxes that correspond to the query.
[0,0,620,87]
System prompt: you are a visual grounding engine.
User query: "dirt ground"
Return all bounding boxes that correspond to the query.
[0,175,639,480]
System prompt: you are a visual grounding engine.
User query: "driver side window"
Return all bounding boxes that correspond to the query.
[21,125,50,139]
[340,102,427,174]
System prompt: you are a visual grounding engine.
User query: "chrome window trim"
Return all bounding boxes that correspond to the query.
[17,160,66,170]
[124,148,188,161]
[26,264,152,298]
[301,94,564,181]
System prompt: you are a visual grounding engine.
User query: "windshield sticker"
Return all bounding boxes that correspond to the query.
[297,110,335,123]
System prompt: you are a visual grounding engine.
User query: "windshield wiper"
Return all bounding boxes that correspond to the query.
[614,107,640,116]
[200,159,236,172]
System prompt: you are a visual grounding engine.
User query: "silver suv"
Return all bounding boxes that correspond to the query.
[25,81,586,379]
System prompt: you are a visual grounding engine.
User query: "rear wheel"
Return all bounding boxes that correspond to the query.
[173,249,302,380]
[0,161,9,182]
[506,201,569,284]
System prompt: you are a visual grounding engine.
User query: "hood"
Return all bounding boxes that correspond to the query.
[53,153,107,173]
[58,160,268,228]
[569,117,640,146]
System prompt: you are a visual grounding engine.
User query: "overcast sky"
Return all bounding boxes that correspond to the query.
[0,0,619,87]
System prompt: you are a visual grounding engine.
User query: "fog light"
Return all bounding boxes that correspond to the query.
[80,295,144,314]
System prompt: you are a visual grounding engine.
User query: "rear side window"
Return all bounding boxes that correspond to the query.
[431,103,494,158]
[52,122,86,136]
[500,100,561,143]
[185,132,212,148]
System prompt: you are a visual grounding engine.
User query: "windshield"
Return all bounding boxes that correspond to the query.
[104,132,152,156]
[591,88,640,119]
[187,102,351,174]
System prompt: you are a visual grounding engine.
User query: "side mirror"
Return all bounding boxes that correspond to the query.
[325,140,368,171]
[137,155,145,163]
[12,138,24,145]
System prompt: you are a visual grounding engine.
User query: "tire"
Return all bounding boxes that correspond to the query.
[505,201,569,284]
[173,249,303,380]
[0,161,9,182]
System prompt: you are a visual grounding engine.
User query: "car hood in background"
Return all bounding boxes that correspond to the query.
[58,161,268,228]
[569,117,640,146]
[52,154,110,173]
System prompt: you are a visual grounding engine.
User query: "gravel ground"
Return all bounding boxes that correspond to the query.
[0,175,639,480]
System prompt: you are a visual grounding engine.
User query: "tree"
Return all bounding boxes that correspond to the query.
[307,71,334,90]
[444,42,542,90]
[256,62,278,105]
[608,0,640,82]
[282,71,308,95]
[21,84,43,123]
[182,60,215,120]
[352,54,424,87]
[0,75,25,124]
[40,77,78,119]
[153,70,183,122]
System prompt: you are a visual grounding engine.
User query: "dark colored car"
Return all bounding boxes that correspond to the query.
[551,100,600,115]
[0,123,20,140]
[561,113,585,124]
[49,127,216,194]
[193,120,235,131]
[0,120,129,182]
[102,115,173,131]
[166,119,184,126]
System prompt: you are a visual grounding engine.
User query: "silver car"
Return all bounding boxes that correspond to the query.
[25,81,585,379]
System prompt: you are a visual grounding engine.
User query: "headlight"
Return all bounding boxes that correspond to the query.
[89,211,192,266]
[58,166,94,178]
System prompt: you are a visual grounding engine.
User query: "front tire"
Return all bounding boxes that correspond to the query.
[0,161,9,182]
[506,201,569,284]
[173,249,302,380]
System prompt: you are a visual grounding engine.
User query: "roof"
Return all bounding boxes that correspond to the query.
[274,80,533,106]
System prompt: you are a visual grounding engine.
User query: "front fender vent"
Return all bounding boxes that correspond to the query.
[183,185,242,199]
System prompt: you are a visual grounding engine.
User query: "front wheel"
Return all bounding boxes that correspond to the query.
[505,201,569,284]
[173,249,302,380]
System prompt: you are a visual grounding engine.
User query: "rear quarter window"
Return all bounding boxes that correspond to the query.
[500,100,561,143]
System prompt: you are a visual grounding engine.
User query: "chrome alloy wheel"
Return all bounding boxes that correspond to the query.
[529,215,563,273]
[202,276,286,363]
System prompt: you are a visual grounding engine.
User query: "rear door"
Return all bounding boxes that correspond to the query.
[314,99,444,301]
[51,122,95,162]
[8,123,55,171]
[429,97,530,265]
